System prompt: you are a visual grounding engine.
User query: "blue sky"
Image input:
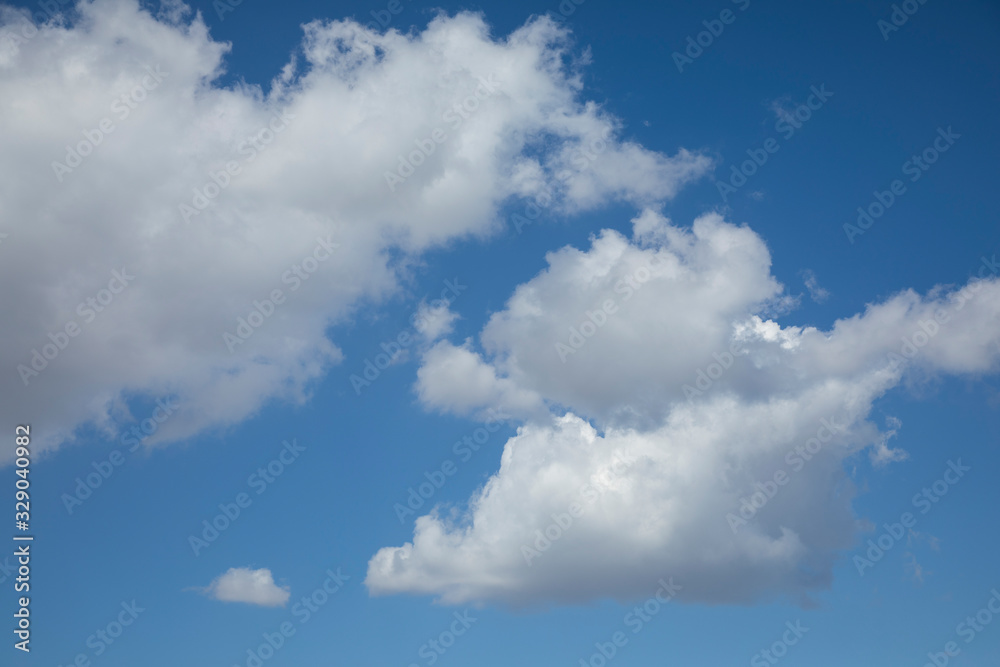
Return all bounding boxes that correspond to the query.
[2,0,1000,665]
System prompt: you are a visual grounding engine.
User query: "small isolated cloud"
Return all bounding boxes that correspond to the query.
[903,552,930,585]
[801,269,830,303]
[869,416,906,466]
[414,301,460,342]
[203,567,290,607]
[769,95,799,125]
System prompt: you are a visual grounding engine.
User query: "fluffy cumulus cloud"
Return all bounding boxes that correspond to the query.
[415,341,546,420]
[413,300,460,342]
[367,209,1000,607]
[0,0,710,459]
[203,567,290,607]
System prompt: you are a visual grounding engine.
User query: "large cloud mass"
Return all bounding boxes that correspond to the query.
[0,1,710,458]
[367,210,1000,607]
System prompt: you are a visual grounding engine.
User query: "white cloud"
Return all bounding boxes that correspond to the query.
[415,340,546,420]
[414,300,460,342]
[801,269,830,303]
[0,2,710,460]
[203,567,290,607]
[418,210,788,428]
[368,209,1000,607]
